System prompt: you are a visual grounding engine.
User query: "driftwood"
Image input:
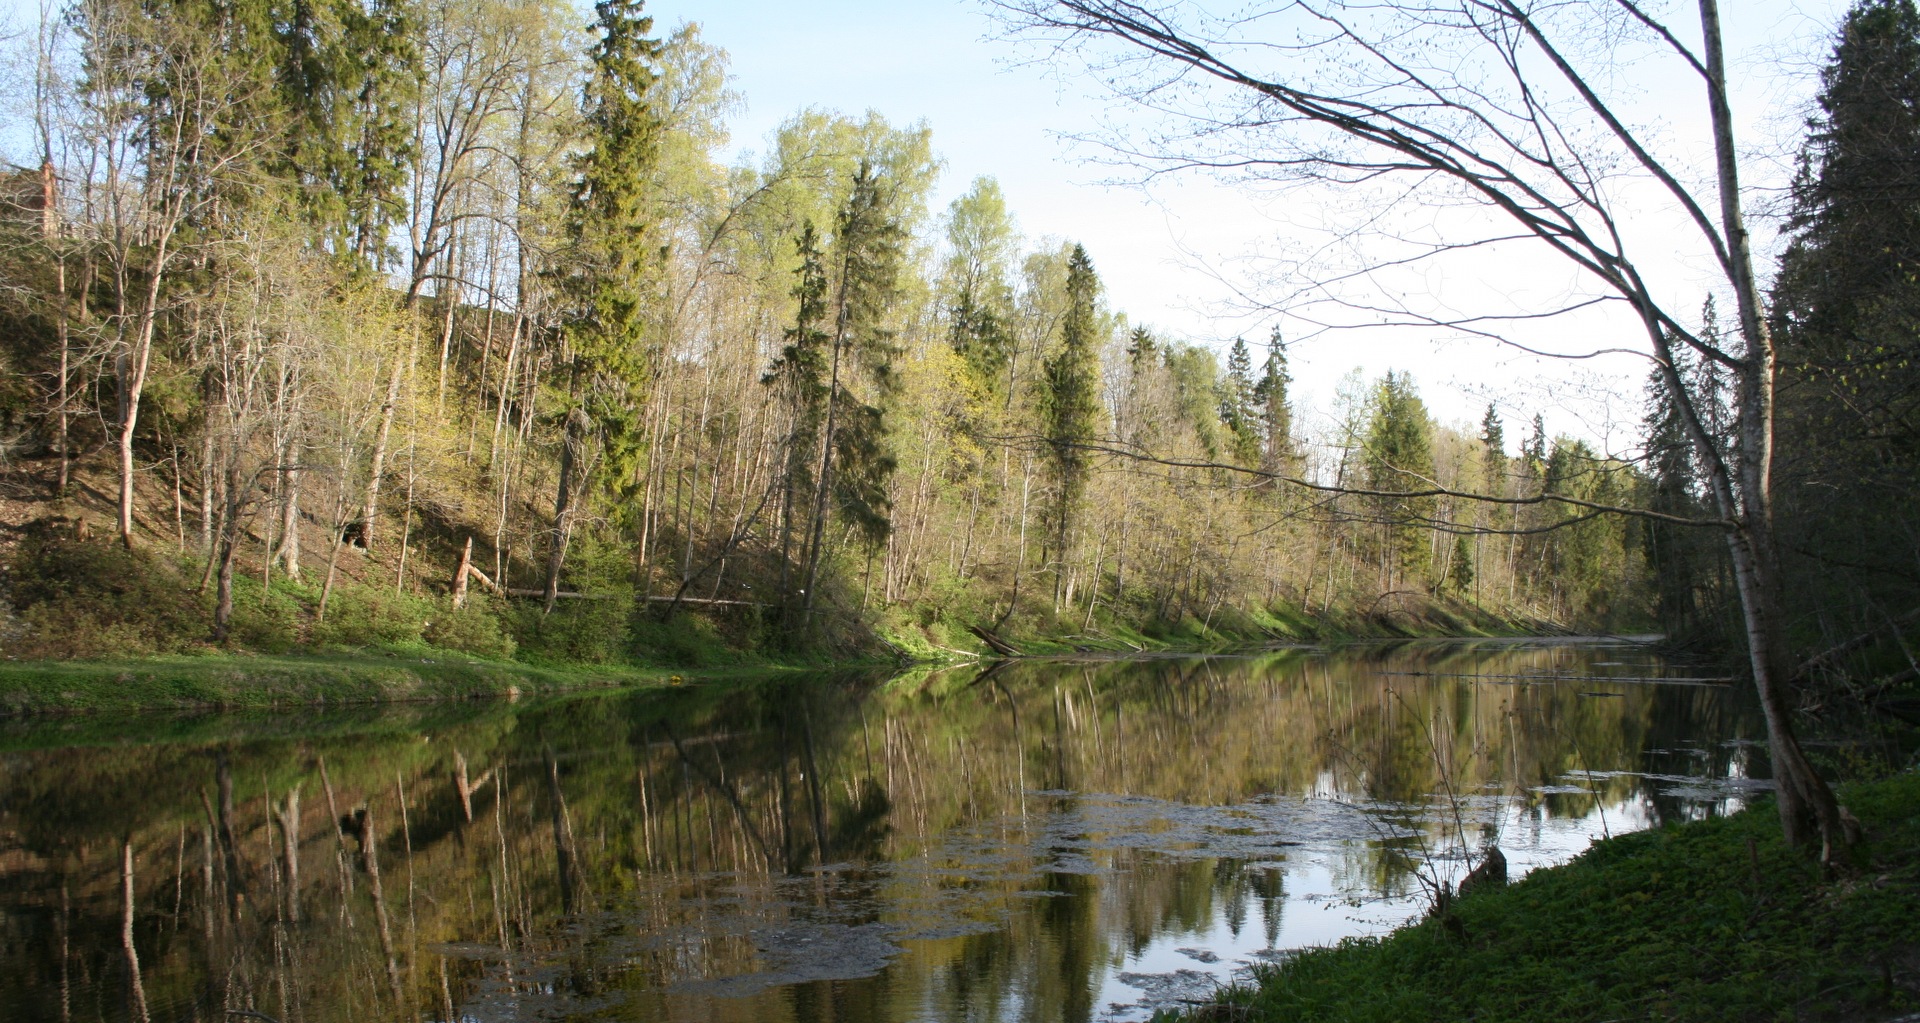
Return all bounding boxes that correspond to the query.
[968,625,1023,657]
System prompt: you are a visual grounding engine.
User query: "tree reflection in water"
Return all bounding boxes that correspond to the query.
[0,642,1764,1023]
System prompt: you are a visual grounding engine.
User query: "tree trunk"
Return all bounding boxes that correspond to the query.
[363,354,406,553]
[212,460,240,642]
[544,409,584,614]
[452,536,474,608]
[1698,0,1850,856]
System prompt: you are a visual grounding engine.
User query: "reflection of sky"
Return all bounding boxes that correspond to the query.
[1085,785,1746,1023]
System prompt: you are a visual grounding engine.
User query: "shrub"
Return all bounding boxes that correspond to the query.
[311,584,432,649]
[4,523,209,658]
[507,596,630,664]
[225,576,302,654]
[629,611,736,667]
[423,595,516,659]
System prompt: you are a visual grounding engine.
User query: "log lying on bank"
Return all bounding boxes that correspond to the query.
[968,625,1023,657]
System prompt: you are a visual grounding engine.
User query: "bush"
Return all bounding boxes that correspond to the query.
[225,576,302,654]
[423,595,516,659]
[4,523,209,658]
[311,584,432,649]
[629,611,736,667]
[507,596,631,664]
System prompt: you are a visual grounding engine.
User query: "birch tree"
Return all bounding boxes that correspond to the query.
[999,0,1857,855]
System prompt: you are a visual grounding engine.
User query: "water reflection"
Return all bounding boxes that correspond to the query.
[0,641,1764,1023]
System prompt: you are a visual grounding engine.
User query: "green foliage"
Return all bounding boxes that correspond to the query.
[1448,534,1474,594]
[1480,404,1505,489]
[1219,336,1259,464]
[508,599,630,664]
[628,612,736,667]
[1041,243,1103,565]
[1188,773,1920,1023]
[275,0,422,262]
[312,583,433,649]
[1772,0,1920,662]
[1541,439,1639,625]
[1253,332,1296,477]
[1364,371,1437,585]
[945,177,1018,397]
[4,524,209,658]
[552,0,665,489]
[423,595,517,659]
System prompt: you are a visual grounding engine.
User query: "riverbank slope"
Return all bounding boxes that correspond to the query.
[1183,772,1920,1023]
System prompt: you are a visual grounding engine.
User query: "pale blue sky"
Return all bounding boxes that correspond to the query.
[1,0,1856,451]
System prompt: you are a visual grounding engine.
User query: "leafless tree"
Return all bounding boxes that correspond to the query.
[996,0,1854,855]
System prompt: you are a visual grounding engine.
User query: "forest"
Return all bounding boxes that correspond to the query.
[4,2,1920,1019]
[0,0,1911,693]
[0,0,1665,667]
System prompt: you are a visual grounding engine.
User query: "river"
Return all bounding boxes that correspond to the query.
[0,640,1769,1022]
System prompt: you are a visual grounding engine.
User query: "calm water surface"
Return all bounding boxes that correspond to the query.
[0,641,1768,1022]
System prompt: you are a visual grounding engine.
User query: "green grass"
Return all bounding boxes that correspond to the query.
[1181,773,1920,1023]
[0,651,708,715]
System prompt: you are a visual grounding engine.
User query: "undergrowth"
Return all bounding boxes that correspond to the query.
[1175,772,1920,1023]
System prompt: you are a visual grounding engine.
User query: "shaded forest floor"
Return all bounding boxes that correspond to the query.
[1178,771,1920,1023]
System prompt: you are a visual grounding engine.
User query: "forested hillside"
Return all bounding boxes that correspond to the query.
[0,0,1663,664]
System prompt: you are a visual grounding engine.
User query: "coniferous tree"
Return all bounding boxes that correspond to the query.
[799,161,908,614]
[276,0,422,265]
[1219,337,1259,465]
[1449,534,1474,594]
[769,223,832,614]
[544,0,663,609]
[1364,371,1436,587]
[1252,331,1295,479]
[1773,0,1920,644]
[1643,355,1707,637]
[1041,244,1102,598]
[1479,405,1505,490]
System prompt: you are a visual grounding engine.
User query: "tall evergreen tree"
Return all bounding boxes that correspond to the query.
[799,161,908,613]
[543,0,663,609]
[769,223,831,613]
[1479,404,1505,491]
[276,0,422,266]
[1041,244,1102,594]
[1253,330,1295,478]
[1364,371,1436,586]
[1772,0,1920,646]
[1643,355,1707,637]
[1219,336,1259,465]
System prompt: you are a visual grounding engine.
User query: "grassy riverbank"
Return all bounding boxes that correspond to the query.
[1181,772,1920,1023]
[0,651,741,714]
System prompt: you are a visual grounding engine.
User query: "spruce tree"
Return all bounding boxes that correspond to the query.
[1772,0,1920,640]
[1449,534,1474,594]
[1364,371,1437,586]
[1479,404,1505,491]
[1253,331,1295,478]
[1642,355,1705,637]
[1220,337,1259,465]
[1042,244,1103,591]
[799,161,908,613]
[543,0,663,608]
